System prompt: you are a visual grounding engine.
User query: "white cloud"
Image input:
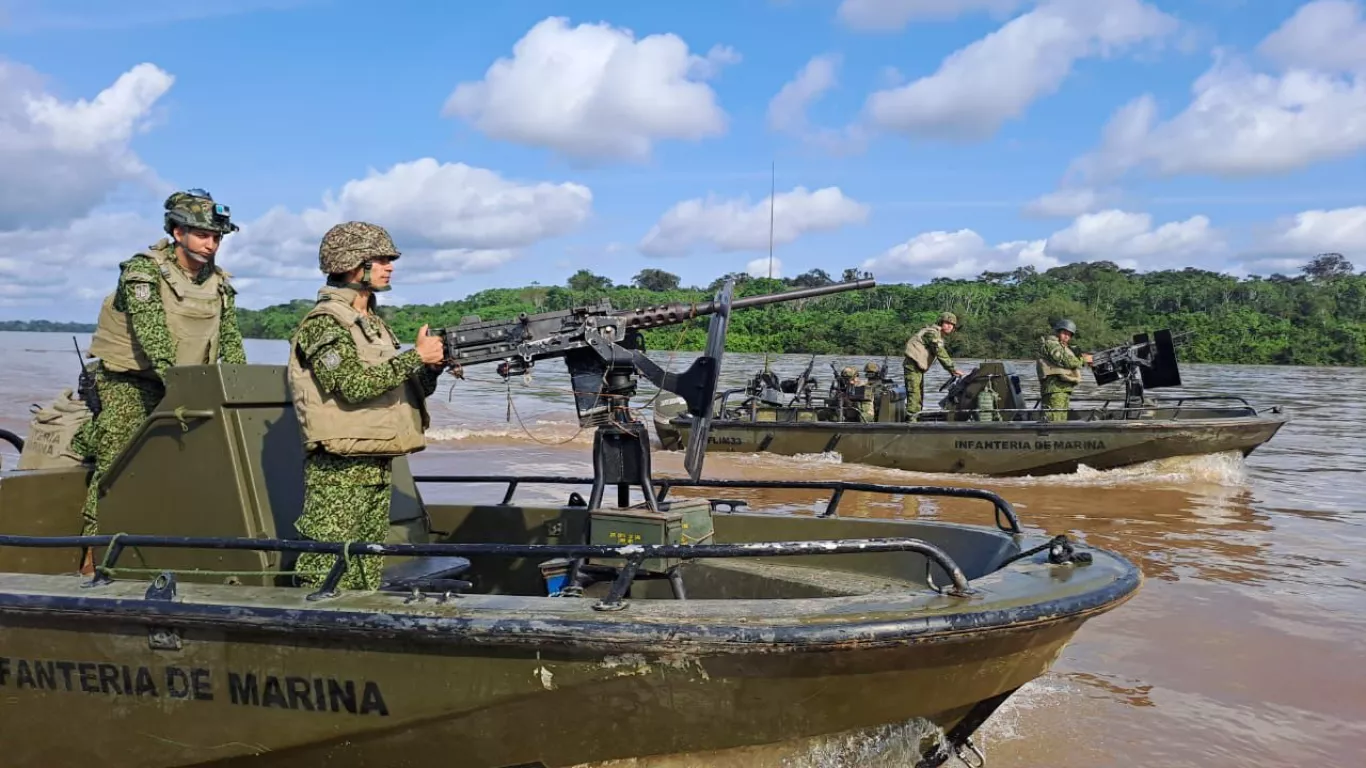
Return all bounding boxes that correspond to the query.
[0,159,592,311]
[837,0,1028,31]
[1072,3,1366,182]
[1257,0,1366,74]
[767,55,840,134]
[1075,59,1366,180]
[442,17,736,162]
[746,256,784,279]
[0,60,173,229]
[1023,188,1107,218]
[863,0,1177,140]
[638,186,869,257]
[0,212,153,307]
[218,158,593,302]
[1045,210,1222,267]
[766,54,867,153]
[862,230,1055,280]
[862,208,1222,281]
[1264,206,1366,256]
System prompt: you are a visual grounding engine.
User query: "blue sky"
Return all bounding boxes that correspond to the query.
[1,0,1363,320]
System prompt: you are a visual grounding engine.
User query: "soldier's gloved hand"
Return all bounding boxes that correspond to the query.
[415,324,445,366]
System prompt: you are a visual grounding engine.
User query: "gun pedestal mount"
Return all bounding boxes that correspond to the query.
[1090,329,1186,411]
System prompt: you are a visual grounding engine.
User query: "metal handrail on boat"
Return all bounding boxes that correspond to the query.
[411,474,1023,534]
[0,533,974,606]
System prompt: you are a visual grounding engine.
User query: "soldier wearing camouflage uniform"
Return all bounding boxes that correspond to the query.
[1036,319,1093,422]
[287,222,447,592]
[903,312,964,420]
[839,366,875,422]
[80,190,246,547]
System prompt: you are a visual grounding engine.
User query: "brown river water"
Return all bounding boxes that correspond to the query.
[2,331,1363,767]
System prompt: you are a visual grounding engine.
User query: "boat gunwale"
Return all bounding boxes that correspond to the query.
[0,540,1141,654]
[661,413,1291,433]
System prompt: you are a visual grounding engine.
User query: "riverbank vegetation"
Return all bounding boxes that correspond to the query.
[8,257,1362,366]
[244,256,1363,366]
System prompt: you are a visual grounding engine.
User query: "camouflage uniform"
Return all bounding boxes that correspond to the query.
[291,222,442,591]
[903,314,958,419]
[1037,334,1086,422]
[840,366,874,422]
[80,191,244,535]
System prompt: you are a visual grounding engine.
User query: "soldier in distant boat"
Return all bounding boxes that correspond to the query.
[1035,319,1093,422]
[903,312,964,420]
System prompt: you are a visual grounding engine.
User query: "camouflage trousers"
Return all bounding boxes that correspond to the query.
[80,370,164,535]
[1040,378,1076,423]
[294,453,392,591]
[855,399,874,421]
[903,365,925,420]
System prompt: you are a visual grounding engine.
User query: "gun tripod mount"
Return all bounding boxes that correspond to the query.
[566,282,732,513]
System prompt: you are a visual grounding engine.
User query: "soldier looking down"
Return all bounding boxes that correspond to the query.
[1035,318,1093,422]
[903,312,964,419]
[80,189,246,552]
[287,221,450,592]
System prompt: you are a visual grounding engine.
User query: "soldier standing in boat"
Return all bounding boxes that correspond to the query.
[80,190,246,552]
[902,312,964,420]
[1036,319,1093,422]
[840,366,875,422]
[287,222,450,591]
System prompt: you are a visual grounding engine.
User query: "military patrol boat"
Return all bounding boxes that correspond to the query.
[654,330,1289,476]
[0,280,1140,768]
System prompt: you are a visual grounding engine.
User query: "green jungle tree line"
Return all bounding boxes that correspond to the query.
[9,256,1361,366]
[233,256,1366,366]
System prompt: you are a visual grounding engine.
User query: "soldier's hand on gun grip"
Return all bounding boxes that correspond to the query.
[415,325,445,366]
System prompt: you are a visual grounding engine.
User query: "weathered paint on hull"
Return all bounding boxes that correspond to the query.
[657,416,1289,476]
[0,544,1138,767]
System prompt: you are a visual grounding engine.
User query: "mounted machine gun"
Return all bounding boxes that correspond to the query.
[430,279,875,510]
[1090,329,1191,408]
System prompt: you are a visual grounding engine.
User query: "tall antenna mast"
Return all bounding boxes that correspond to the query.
[762,161,776,373]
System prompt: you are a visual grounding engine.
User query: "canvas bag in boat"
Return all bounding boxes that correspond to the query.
[17,389,92,470]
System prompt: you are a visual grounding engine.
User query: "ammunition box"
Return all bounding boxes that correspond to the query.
[589,499,715,573]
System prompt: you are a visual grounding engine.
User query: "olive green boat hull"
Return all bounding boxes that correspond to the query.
[0,365,1143,766]
[0,499,1139,768]
[655,414,1288,476]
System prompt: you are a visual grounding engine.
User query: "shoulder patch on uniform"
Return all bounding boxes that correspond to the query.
[131,282,153,302]
[320,349,342,370]
[297,316,349,358]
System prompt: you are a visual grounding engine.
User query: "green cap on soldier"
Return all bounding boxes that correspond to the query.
[938,312,958,326]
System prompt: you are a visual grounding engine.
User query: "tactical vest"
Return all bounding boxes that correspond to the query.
[287,287,429,457]
[1036,335,1082,384]
[89,241,228,374]
[16,389,92,470]
[903,325,939,371]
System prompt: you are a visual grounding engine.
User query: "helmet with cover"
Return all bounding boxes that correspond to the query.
[164,189,238,235]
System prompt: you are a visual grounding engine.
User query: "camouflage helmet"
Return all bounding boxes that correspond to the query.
[864,361,880,374]
[937,311,959,326]
[318,221,401,275]
[164,189,238,235]
[1053,318,1078,336]
[841,366,858,379]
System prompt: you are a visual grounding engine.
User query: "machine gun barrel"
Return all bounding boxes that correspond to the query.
[435,278,876,369]
[617,279,875,330]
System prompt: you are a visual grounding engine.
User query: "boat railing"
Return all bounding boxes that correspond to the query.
[0,532,975,607]
[411,474,1022,534]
